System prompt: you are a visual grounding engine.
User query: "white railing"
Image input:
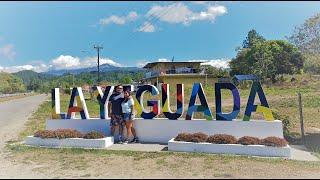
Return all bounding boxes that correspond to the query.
[145,68,203,78]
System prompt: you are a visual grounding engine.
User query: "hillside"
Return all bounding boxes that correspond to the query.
[44,64,142,76]
[0,72,26,94]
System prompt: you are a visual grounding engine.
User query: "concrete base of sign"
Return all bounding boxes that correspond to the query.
[168,138,291,157]
[25,136,114,149]
[46,118,284,144]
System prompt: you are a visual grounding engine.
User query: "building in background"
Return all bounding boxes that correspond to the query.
[141,61,217,87]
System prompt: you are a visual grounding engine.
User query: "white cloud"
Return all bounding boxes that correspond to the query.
[147,3,193,25]
[190,1,208,5]
[0,44,16,60]
[99,11,138,26]
[158,58,170,62]
[145,3,227,26]
[189,5,227,23]
[137,22,156,32]
[136,60,150,68]
[196,59,231,69]
[50,55,122,70]
[82,56,122,67]
[0,54,123,73]
[51,55,81,69]
[0,64,49,73]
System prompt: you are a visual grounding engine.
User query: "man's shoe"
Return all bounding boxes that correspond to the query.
[123,140,129,145]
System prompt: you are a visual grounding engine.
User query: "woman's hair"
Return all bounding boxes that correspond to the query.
[115,84,123,89]
[124,90,131,102]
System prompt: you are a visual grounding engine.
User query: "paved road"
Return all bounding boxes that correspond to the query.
[0,94,48,178]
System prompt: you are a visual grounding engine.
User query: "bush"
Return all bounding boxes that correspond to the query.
[207,134,237,144]
[34,130,55,139]
[34,129,83,139]
[189,132,208,143]
[83,131,105,139]
[53,129,83,139]
[174,133,193,142]
[261,136,288,147]
[238,136,261,145]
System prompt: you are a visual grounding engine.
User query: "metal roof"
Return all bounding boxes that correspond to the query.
[143,61,203,69]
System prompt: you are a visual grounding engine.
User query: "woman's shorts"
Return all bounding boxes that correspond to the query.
[123,113,134,121]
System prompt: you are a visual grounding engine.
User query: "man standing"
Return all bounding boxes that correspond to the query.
[108,85,125,143]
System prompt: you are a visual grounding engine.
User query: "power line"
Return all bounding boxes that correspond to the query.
[110,2,178,49]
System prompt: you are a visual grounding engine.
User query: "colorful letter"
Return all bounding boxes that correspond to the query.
[243,81,274,121]
[186,83,213,120]
[135,85,160,119]
[51,88,66,119]
[215,83,240,121]
[92,86,114,119]
[162,84,184,120]
[67,87,90,119]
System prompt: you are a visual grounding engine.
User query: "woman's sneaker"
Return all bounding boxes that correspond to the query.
[123,140,129,145]
[131,137,139,143]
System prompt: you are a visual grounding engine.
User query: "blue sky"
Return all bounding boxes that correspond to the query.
[0,1,319,72]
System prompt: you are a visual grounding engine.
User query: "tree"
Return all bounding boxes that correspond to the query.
[242,29,266,48]
[288,13,320,74]
[120,76,133,84]
[27,78,41,91]
[230,30,304,82]
[200,65,229,77]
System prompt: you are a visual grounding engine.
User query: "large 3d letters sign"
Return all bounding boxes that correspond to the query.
[162,84,184,120]
[135,85,160,119]
[52,75,274,121]
[215,82,240,121]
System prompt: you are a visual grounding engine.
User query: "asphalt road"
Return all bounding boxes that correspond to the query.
[0,94,48,178]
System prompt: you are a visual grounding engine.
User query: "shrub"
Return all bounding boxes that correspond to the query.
[189,132,208,143]
[34,129,83,139]
[34,130,55,139]
[262,136,288,147]
[207,134,237,144]
[83,131,105,139]
[53,129,83,139]
[174,133,193,142]
[238,136,261,145]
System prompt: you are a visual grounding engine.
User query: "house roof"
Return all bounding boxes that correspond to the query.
[143,61,203,69]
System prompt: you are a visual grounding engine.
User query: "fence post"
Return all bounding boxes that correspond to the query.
[298,92,306,145]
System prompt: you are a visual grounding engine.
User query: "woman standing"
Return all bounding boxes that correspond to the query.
[121,90,139,144]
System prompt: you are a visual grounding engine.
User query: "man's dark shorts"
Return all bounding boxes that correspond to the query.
[110,114,124,127]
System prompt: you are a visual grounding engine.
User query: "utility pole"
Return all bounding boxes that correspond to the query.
[298,92,306,144]
[94,45,103,85]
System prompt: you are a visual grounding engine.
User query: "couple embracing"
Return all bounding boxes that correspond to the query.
[108,85,138,144]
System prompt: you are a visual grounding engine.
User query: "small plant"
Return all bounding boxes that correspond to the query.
[238,136,261,145]
[174,133,193,142]
[207,134,237,144]
[83,131,105,139]
[262,136,288,147]
[189,132,208,143]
